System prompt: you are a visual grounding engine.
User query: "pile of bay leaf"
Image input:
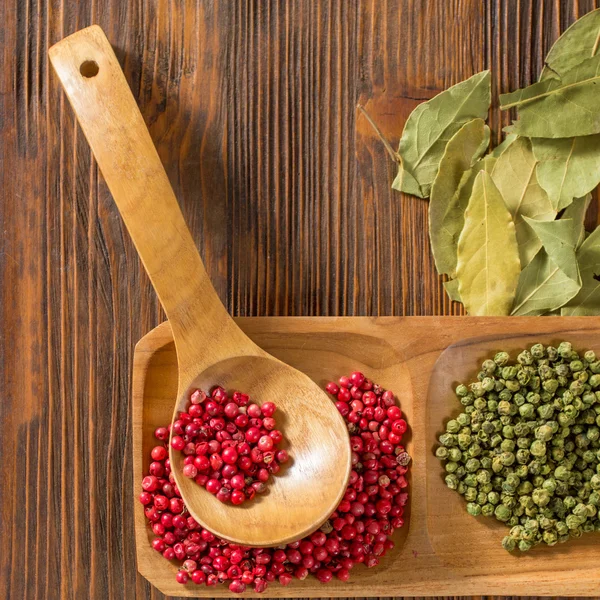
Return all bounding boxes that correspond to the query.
[391,8,600,316]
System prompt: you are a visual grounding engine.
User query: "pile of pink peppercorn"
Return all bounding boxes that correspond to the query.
[167,386,288,505]
[139,371,410,593]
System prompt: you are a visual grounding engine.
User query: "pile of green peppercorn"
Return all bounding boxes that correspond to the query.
[435,342,600,552]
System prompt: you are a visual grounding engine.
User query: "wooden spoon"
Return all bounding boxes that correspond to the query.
[49,25,351,547]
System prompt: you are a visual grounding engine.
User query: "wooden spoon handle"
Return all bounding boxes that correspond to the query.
[49,26,250,381]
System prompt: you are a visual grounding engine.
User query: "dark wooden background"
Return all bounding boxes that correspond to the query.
[2,0,600,598]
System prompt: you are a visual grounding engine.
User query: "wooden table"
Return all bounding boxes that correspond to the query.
[1,1,599,598]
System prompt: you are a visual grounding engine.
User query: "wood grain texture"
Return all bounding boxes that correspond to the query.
[133,317,600,598]
[2,0,600,598]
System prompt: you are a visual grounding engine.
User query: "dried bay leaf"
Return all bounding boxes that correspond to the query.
[561,226,600,315]
[429,118,490,276]
[500,55,600,138]
[491,138,556,267]
[436,151,498,288]
[491,133,518,158]
[532,135,600,211]
[562,193,592,249]
[480,154,497,173]
[540,8,600,80]
[511,219,582,315]
[522,217,580,284]
[456,171,520,316]
[393,71,491,198]
[500,79,557,110]
[444,278,461,303]
[511,249,581,315]
[392,161,421,197]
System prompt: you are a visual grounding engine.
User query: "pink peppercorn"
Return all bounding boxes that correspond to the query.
[142,371,409,592]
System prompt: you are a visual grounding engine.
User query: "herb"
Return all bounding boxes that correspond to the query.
[500,55,600,138]
[562,194,593,249]
[562,227,600,315]
[540,8,600,80]
[511,248,581,316]
[491,137,556,266]
[511,219,581,316]
[456,171,520,316]
[361,9,600,315]
[443,278,461,303]
[435,342,600,552]
[532,135,600,211]
[392,71,491,198]
[491,132,518,157]
[522,218,581,285]
[429,118,490,277]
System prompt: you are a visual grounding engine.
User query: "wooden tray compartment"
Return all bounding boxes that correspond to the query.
[133,317,600,597]
[427,329,600,578]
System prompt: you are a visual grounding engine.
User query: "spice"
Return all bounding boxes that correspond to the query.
[141,371,409,592]
[170,387,287,505]
[362,8,600,316]
[435,342,600,552]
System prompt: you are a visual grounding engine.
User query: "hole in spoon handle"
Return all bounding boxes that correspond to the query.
[79,60,99,77]
[48,26,248,377]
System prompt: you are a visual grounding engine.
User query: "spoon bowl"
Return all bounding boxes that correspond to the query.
[49,25,351,547]
[174,354,351,545]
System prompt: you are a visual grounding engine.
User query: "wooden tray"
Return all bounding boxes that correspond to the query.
[133,317,600,597]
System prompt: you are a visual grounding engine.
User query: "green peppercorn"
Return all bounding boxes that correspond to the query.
[530,440,547,457]
[463,473,477,487]
[566,514,584,529]
[456,412,470,426]
[558,342,573,358]
[505,380,521,392]
[481,482,493,494]
[536,425,554,442]
[464,487,477,501]
[445,420,459,433]
[500,439,515,453]
[466,502,481,516]
[537,404,554,420]
[555,465,570,481]
[515,464,529,479]
[518,539,532,551]
[583,467,595,480]
[571,360,585,373]
[436,447,449,460]
[494,351,510,366]
[502,425,515,439]
[464,458,479,473]
[583,520,596,533]
[436,342,600,553]
[495,504,511,522]
[445,474,459,489]
[542,530,558,545]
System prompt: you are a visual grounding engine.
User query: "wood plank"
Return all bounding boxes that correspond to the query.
[2,1,600,599]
